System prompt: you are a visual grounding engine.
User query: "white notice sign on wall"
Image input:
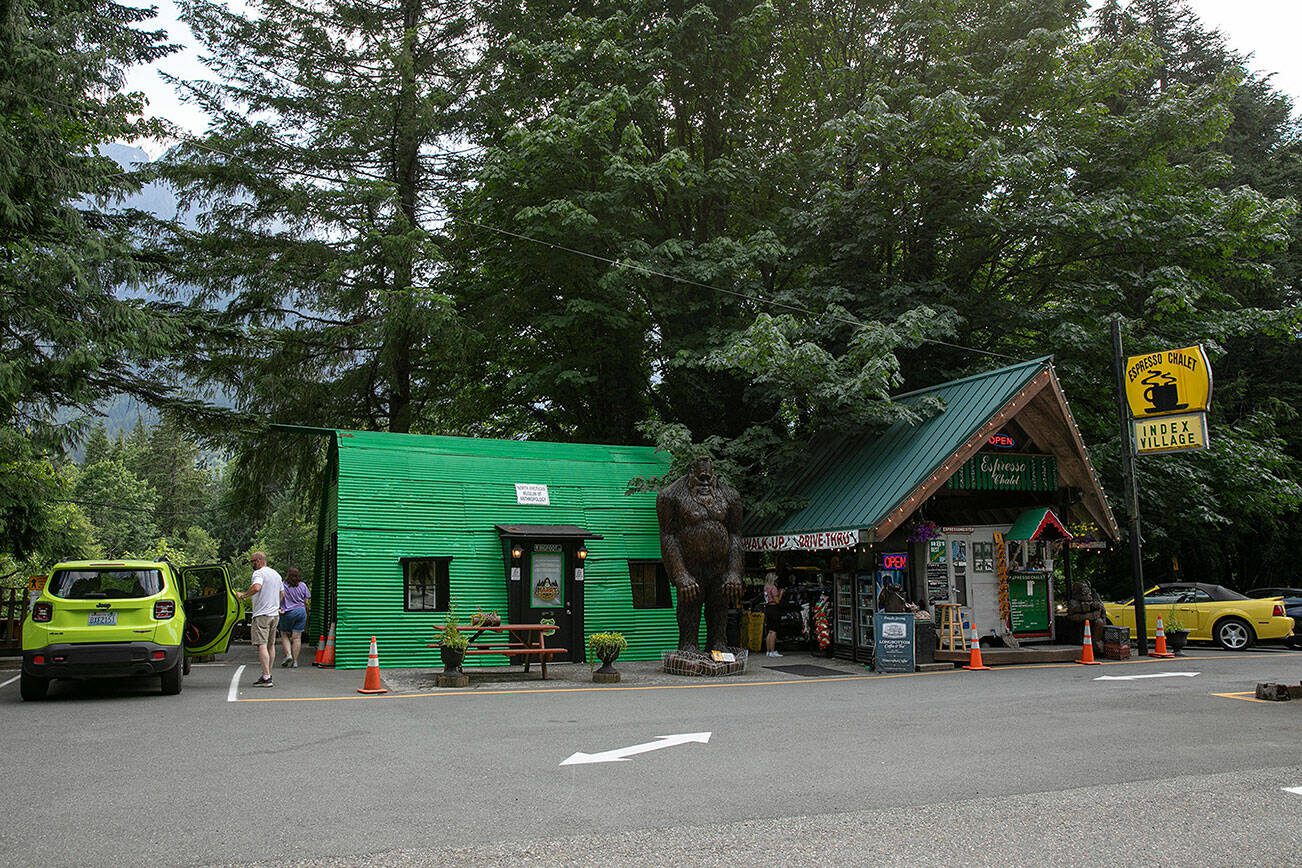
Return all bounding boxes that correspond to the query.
[515,484,550,505]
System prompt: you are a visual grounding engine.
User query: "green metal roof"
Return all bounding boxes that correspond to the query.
[1005,506,1072,541]
[745,357,1053,538]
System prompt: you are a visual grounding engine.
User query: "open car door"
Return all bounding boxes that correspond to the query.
[180,564,241,656]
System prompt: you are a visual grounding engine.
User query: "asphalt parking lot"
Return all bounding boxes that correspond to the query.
[2,644,1299,866]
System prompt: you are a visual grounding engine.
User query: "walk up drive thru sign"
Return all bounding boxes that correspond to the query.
[1111,324,1215,653]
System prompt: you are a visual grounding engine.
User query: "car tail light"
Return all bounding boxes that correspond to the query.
[32,655,45,665]
[154,600,175,620]
[1273,604,1286,618]
[150,650,166,661]
[32,602,52,622]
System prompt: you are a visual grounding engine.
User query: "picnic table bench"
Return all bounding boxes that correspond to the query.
[430,623,566,680]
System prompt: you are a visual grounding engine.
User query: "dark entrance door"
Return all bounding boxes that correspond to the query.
[521,542,581,662]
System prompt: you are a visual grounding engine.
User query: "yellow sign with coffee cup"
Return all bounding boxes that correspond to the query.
[1124,344,1212,419]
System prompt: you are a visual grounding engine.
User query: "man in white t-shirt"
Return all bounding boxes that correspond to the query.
[237,551,283,687]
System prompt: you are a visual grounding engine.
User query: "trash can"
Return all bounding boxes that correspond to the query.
[914,619,937,665]
[742,611,765,652]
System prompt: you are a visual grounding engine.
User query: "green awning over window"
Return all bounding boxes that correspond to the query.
[1005,507,1072,541]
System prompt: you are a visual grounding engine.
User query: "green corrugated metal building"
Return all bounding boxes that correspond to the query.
[308,430,676,669]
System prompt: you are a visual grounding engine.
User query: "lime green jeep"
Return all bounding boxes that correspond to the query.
[21,559,241,701]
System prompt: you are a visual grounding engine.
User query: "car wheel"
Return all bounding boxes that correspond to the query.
[183,656,192,675]
[20,672,49,702]
[160,660,183,695]
[1214,617,1254,651]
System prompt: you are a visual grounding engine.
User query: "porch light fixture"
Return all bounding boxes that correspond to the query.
[511,544,523,560]
[576,544,588,561]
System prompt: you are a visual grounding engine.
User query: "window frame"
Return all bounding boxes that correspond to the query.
[627,560,673,610]
[400,556,452,613]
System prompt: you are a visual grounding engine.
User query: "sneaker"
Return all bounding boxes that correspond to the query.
[772,651,783,658]
[280,658,293,667]
[290,661,299,668]
[252,676,273,687]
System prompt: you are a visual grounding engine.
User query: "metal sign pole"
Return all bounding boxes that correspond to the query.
[1111,319,1148,654]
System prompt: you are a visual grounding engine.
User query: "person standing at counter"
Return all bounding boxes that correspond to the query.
[764,571,784,657]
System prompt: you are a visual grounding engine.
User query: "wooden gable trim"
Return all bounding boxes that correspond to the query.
[870,368,1053,542]
[1022,369,1121,539]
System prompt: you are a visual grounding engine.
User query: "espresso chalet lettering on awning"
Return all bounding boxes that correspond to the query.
[944,452,1057,493]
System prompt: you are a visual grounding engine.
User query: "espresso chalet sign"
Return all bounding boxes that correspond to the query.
[944,453,1056,493]
[1124,344,1212,419]
[743,529,861,552]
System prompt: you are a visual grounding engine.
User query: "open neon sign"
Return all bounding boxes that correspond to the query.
[881,552,908,570]
[987,433,1016,449]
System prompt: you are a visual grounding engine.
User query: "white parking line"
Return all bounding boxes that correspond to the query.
[0,674,19,689]
[227,665,246,702]
[1284,787,1302,796]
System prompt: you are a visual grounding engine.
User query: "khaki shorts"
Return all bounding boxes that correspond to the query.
[251,614,280,646]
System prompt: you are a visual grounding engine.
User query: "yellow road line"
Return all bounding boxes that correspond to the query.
[1210,691,1271,704]
[230,650,1286,704]
[232,666,979,703]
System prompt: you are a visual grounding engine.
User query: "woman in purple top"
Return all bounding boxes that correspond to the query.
[278,566,311,668]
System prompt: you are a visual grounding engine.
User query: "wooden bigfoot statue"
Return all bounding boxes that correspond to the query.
[657,457,745,652]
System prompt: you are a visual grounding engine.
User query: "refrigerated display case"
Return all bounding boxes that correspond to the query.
[834,572,853,645]
[857,572,875,651]
[829,570,876,663]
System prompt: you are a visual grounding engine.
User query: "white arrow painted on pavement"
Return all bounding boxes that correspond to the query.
[1283,787,1302,796]
[1094,672,1199,681]
[561,732,711,766]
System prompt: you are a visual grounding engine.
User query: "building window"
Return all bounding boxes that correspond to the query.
[628,560,672,609]
[401,557,451,612]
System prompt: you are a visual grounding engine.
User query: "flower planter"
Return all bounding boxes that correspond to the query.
[594,650,621,683]
[1166,630,1190,655]
[440,645,465,673]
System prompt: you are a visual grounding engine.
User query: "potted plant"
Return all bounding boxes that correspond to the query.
[1162,609,1190,655]
[588,632,628,682]
[438,609,468,673]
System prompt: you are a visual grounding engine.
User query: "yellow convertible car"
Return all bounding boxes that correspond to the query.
[1105,583,1295,651]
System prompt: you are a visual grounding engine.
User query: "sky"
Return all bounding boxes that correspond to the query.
[125,0,1302,155]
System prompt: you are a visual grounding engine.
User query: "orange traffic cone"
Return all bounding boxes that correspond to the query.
[962,626,992,671]
[1149,617,1175,659]
[1076,620,1101,665]
[357,636,387,695]
[318,623,336,668]
[312,632,326,667]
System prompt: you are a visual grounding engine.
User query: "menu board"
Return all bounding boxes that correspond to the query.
[874,613,915,673]
[1008,570,1050,634]
[951,540,967,606]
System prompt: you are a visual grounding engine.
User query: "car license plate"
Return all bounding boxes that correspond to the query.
[88,612,117,626]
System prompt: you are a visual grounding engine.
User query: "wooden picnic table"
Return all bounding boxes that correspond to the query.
[430,623,566,680]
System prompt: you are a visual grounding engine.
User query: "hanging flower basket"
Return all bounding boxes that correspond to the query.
[907,520,940,542]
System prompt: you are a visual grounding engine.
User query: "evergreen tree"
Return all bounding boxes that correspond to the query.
[73,458,160,556]
[158,0,476,449]
[0,0,179,560]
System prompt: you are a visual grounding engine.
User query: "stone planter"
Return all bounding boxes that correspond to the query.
[440,645,465,673]
[1166,629,1190,655]
[593,650,621,683]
